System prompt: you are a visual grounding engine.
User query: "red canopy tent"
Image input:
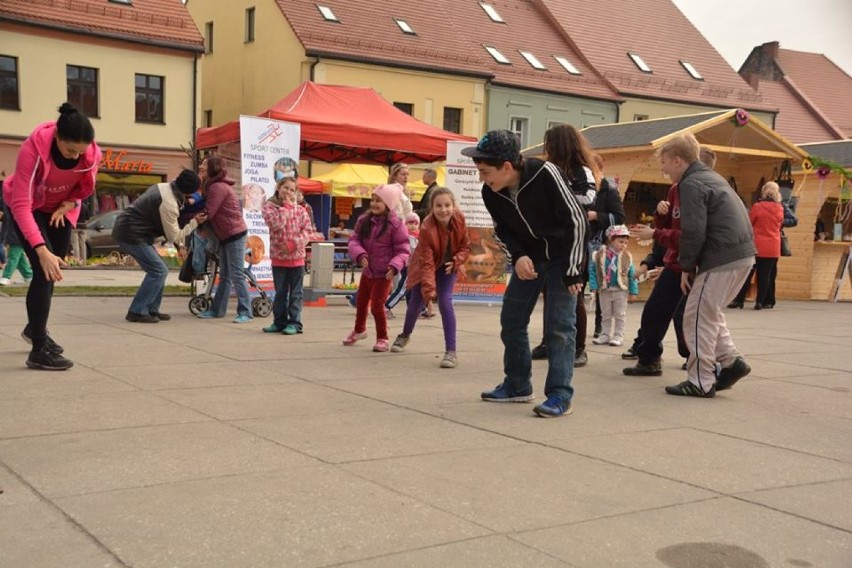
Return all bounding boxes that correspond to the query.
[196,81,475,165]
[296,176,323,194]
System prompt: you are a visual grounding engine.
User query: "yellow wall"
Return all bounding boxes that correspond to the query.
[0,24,198,149]
[620,98,774,126]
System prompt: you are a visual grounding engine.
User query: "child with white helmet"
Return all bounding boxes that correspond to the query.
[588,224,638,346]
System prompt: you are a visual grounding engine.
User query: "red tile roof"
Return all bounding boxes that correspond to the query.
[752,80,837,144]
[274,0,619,101]
[0,0,203,51]
[775,49,852,137]
[536,0,773,111]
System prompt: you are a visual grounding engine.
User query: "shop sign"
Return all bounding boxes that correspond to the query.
[100,148,154,173]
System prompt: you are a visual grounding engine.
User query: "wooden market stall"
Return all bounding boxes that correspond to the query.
[526,109,810,300]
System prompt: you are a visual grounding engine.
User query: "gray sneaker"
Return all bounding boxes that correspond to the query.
[390,334,410,353]
[440,351,457,368]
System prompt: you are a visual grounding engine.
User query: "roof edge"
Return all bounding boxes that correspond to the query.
[305,50,494,80]
[489,81,622,103]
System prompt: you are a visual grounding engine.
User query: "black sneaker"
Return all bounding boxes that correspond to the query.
[531,342,547,360]
[715,357,751,391]
[126,311,160,323]
[621,347,638,360]
[665,380,715,398]
[21,327,64,355]
[574,351,588,367]
[150,311,171,321]
[622,361,663,376]
[481,383,534,403]
[26,347,74,371]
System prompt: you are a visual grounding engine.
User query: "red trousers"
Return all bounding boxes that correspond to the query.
[354,274,392,340]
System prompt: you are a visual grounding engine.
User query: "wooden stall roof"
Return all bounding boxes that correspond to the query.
[799,140,852,168]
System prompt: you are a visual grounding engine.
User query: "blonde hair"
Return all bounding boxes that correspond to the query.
[388,163,410,184]
[699,146,716,169]
[761,181,781,202]
[657,133,700,163]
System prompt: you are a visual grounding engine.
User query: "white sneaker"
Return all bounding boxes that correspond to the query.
[0,277,10,286]
[592,334,611,345]
[609,336,624,347]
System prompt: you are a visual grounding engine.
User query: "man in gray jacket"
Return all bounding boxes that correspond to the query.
[660,133,755,398]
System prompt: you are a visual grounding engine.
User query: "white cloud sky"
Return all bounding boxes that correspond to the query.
[672,0,852,74]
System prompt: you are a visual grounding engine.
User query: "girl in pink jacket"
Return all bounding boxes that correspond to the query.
[344,183,410,352]
[2,103,101,371]
[261,176,313,335]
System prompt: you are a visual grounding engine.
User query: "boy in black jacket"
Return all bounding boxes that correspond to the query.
[462,130,587,417]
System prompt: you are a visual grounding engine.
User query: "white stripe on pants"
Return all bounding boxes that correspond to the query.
[683,267,751,393]
[598,288,628,340]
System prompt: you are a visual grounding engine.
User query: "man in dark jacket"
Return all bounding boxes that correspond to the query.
[660,133,755,398]
[113,170,207,323]
[416,168,438,221]
[463,130,587,417]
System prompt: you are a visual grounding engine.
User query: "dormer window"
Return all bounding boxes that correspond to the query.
[554,56,581,75]
[485,46,510,64]
[628,52,652,73]
[395,19,415,35]
[317,4,339,22]
[519,51,546,70]
[680,60,703,80]
[109,0,132,4]
[480,3,504,23]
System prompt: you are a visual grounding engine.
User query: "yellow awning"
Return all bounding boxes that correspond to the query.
[311,164,445,200]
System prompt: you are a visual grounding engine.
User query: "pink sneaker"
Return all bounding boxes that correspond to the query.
[373,339,389,352]
[342,330,367,346]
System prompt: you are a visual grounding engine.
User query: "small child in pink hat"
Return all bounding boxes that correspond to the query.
[589,224,638,347]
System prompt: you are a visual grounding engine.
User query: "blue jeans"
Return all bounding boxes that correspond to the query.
[211,235,251,317]
[119,241,169,315]
[271,265,304,330]
[191,230,208,274]
[500,259,578,402]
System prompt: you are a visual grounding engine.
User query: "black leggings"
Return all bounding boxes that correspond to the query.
[10,209,72,351]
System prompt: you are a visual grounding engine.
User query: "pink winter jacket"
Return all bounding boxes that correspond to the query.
[261,198,312,266]
[2,121,101,248]
[204,175,246,242]
[348,212,410,279]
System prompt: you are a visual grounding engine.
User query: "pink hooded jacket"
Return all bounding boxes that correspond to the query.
[348,212,410,279]
[2,121,101,248]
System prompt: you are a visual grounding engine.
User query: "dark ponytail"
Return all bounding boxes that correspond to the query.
[56,102,95,143]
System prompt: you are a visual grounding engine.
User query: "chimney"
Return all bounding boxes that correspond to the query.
[762,41,780,59]
[741,71,760,91]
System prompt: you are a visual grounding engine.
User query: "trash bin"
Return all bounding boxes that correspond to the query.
[309,242,334,289]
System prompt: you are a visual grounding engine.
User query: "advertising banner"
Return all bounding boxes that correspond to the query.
[444,140,508,303]
[238,116,301,284]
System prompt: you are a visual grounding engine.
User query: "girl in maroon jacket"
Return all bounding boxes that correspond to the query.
[343,184,410,352]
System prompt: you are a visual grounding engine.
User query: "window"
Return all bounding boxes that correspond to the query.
[393,102,413,115]
[628,52,652,73]
[633,114,649,121]
[66,64,98,117]
[204,110,213,128]
[554,55,581,75]
[480,3,504,22]
[204,22,213,54]
[394,19,415,35]
[443,107,462,134]
[135,74,164,124]
[679,60,703,80]
[317,4,339,22]
[245,8,255,43]
[109,0,132,4]
[509,117,528,148]
[0,55,20,110]
[519,51,546,70]
[484,45,510,64]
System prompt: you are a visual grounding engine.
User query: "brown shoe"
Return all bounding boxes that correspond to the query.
[622,361,662,376]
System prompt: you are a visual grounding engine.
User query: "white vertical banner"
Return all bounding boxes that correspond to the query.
[238,116,300,285]
[445,140,508,303]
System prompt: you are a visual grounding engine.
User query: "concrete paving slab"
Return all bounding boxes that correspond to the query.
[750,349,851,373]
[0,465,41,508]
[0,392,211,439]
[766,372,852,392]
[344,445,715,533]
[155,382,394,421]
[554,428,852,494]
[738,479,852,532]
[97,360,304,390]
[55,467,489,568]
[0,501,122,568]
[70,333,230,367]
[0,421,319,498]
[0,367,135,400]
[514,496,852,568]
[336,534,576,567]
[233,407,522,463]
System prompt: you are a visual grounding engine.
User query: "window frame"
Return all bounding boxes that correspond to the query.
[509,115,529,148]
[679,60,703,80]
[204,22,213,54]
[134,73,165,124]
[317,4,339,22]
[443,107,462,134]
[484,45,510,65]
[554,55,581,75]
[519,50,546,70]
[480,3,504,23]
[393,102,414,115]
[0,54,20,111]
[394,18,416,35]
[66,64,99,118]
[628,52,652,73]
[245,7,256,43]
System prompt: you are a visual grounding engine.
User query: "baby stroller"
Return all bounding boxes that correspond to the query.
[187,246,273,318]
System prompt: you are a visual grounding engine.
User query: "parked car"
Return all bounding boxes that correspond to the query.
[81,210,122,258]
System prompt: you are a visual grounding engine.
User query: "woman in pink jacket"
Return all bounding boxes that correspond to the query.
[343,183,410,352]
[2,103,101,370]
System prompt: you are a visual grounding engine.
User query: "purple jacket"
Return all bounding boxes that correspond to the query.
[348,213,410,278]
[204,176,246,241]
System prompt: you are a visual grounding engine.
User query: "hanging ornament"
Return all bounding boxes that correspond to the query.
[817,166,832,180]
[734,109,750,127]
[801,159,814,173]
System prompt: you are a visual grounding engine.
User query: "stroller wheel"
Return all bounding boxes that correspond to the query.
[252,297,273,318]
[189,295,210,316]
